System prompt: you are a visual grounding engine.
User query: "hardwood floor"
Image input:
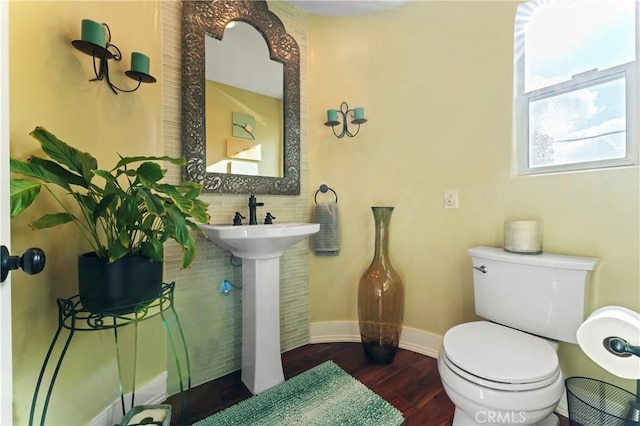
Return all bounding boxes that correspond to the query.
[164,342,570,425]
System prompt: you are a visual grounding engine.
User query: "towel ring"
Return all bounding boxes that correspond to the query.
[314,184,338,204]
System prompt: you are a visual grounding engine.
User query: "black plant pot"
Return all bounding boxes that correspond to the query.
[78,252,163,315]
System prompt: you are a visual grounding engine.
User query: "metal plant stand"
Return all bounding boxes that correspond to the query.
[29,282,191,426]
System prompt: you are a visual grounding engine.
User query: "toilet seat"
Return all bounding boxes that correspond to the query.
[442,321,560,391]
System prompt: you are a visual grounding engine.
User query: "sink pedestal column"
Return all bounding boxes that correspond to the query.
[241,257,284,394]
[197,223,320,395]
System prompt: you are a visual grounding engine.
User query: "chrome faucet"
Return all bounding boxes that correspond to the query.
[248,195,264,225]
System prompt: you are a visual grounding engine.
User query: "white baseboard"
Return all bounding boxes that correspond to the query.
[556,393,569,419]
[309,321,361,344]
[309,321,569,418]
[309,321,442,359]
[90,372,167,425]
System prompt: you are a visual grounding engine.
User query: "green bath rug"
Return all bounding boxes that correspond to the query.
[191,360,404,425]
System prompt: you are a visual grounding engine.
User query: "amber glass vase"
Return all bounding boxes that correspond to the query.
[358,207,405,364]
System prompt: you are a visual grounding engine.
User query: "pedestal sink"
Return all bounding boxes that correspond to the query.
[199,223,319,394]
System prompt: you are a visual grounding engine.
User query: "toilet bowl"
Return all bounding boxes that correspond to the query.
[438,321,564,425]
[437,247,598,426]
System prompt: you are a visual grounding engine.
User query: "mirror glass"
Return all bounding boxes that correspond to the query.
[205,22,283,177]
[182,0,301,195]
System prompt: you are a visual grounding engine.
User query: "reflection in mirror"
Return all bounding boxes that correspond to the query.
[205,22,283,177]
[182,0,300,195]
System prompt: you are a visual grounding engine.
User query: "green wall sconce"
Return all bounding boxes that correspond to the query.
[72,19,156,95]
[324,102,367,138]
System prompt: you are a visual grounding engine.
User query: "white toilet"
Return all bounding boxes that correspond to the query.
[438,246,597,426]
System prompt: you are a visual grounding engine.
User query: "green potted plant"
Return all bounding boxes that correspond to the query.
[10,126,210,313]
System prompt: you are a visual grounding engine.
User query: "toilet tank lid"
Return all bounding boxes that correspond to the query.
[468,246,598,271]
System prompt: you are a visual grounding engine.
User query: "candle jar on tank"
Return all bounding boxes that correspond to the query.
[358,206,405,364]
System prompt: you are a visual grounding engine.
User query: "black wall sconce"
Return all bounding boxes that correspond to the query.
[71,19,156,95]
[324,102,367,138]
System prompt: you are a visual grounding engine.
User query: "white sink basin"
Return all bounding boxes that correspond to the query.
[199,223,320,259]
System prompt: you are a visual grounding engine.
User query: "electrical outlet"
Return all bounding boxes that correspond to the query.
[444,189,459,209]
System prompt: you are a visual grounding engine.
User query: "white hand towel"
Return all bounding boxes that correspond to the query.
[312,203,340,256]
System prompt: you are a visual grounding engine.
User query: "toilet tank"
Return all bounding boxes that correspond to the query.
[468,246,597,344]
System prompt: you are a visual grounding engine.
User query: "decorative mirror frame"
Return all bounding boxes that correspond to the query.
[181,0,300,195]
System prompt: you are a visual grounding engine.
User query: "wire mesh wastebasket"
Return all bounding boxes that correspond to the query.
[566,377,639,426]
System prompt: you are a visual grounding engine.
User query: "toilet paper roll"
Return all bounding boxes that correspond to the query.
[576,306,640,379]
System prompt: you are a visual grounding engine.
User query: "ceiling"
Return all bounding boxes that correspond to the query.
[284,0,409,16]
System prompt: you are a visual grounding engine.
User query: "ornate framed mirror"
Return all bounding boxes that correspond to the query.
[182,0,300,194]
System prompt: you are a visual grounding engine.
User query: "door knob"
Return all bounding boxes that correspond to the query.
[1,245,46,283]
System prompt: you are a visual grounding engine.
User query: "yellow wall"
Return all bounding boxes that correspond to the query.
[308,1,639,393]
[9,1,164,424]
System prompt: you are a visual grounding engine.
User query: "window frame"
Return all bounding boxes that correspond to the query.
[514,0,640,176]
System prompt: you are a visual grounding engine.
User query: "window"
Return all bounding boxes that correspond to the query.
[514,0,639,175]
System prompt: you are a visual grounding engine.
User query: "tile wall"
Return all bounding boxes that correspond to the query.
[161,0,309,394]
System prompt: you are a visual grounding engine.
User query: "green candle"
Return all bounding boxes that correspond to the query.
[131,52,150,75]
[353,107,365,121]
[81,19,106,48]
[327,109,338,123]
